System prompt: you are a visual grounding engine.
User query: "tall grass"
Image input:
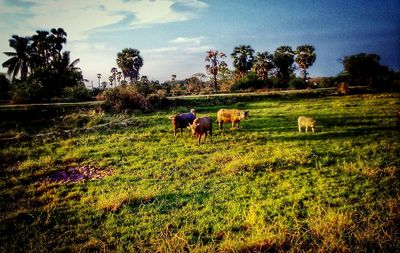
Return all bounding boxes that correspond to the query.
[0,93,399,252]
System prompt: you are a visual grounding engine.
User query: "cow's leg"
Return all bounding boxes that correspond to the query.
[204,132,207,142]
[197,134,201,145]
[174,128,177,137]
[305,126,308,133]
[237,121,240,129]
[298,125,301,132]
[180,128,183,136]
[219,121,223,129]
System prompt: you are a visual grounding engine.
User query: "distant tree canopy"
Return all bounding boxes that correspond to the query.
[116,48,143,83]
[231,45,254,77]
[273,46,294,84]
[295,45,316,81]
[2,28,84,102]
[342,53,391,87]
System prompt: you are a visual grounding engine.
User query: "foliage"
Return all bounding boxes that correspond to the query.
[288,77,308,89]
[273,46,294,84]
[63,84,92,101]
[231,45,255,77]
[295,45,316,80]
[230,72,266,91]
[116,48,144,82]
[2,28,83,102]
[342,53,392,88]
[252,51,275,82]
[2,35,32,80]
[205,50,226,92]
[0,73,10,100]
[103,85,165,113]
[0,93,399,252]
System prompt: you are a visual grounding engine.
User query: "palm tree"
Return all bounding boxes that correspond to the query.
[205,50,226,92]
[116,48,143,82]
[273,46,294,83]
[50,28,67,57]
[110,67,117,86]
[31,30,51,67]
[253,51,274,81]
[2,35,32,80]
[231,45,254,77]
[295,45,316,81]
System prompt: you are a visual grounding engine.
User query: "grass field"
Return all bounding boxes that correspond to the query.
[1,92,399,252]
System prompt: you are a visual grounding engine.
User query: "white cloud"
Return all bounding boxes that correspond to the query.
[0,0,209,40]
[169,36,206,45]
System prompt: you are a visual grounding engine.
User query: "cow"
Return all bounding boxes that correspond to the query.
[171,109,196,137]
[298,116,316,133]
[216,109,249,129]
[188,116,212,144]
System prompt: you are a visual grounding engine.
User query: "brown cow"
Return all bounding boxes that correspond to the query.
[216,109,249,129]
[188,116,212,144]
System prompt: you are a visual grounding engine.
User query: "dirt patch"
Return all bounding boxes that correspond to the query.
[46,165,113,183]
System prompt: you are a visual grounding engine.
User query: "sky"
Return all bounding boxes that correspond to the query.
[0,0,399,85]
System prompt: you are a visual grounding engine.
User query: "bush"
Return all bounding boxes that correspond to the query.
[230,72,266,91]
[63,84,91,101]
[288,78,308,89]
[11,79,45,103]
[103,85,166,113]
[0,74,10,100]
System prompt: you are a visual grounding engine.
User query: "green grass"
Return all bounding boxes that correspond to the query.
[1,93,399,252]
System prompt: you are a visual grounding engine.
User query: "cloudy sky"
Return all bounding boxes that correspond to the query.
[0,0,399,84]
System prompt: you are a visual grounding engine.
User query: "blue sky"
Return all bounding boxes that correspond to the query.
[0,0,399,84]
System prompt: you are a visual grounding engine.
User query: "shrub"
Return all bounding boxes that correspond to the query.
[230,72,266,91]
[103,85,166,113]
[63,84,91,101]
[288,78,308,89]
[0,74,10,100]
[10,79,45,103]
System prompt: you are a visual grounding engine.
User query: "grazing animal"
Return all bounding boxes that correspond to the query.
[216,109,249,129]
[189,116,212,144]
[172,109,196,137]
[298,116,316,133]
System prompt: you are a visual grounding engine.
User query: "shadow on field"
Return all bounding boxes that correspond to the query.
[124,191,211,213]
[268,126,393,142]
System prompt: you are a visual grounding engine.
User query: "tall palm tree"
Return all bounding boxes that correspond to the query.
[295,45,316,81]
[205,50,226,92]
[110,67,118,86]
[273,46,294,83]
[116,48,143,82]
[253,51,274,81]
[231,45,254,77]
[31,30,51,67]
[2,35,32,80]
[50,28,67,57]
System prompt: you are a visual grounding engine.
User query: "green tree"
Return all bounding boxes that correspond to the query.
[110,67,117,86]
[116,48,144,82]
[231,45,254,77]
[253,51,274,81]
[295,45,316,81]
[342,53,390,87]
[0,73,10,100]
[49,28,67,57]
[205,50,226,92]
[273,46,294,84]
[2,35,32,80]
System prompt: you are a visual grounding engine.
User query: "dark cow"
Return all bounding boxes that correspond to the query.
[172,109,196,137]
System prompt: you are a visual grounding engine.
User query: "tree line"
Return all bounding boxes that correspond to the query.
[1,28,86,102]
[1,28,399,104]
